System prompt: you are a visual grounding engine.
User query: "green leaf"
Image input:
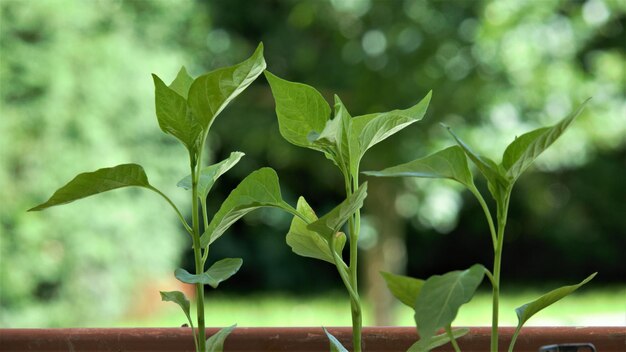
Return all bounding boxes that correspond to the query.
[407,328,469,352]
[153,73,203,153]
[29,164,153,211]
[168,66,194,99]
[308,95,353,174]
[188,43,266,132]
[200,167,292,247]
[516,272,596,328]
[264,70,330,150]
[380,271,424,309]
[159,290,193,328]
[323,328,349,352]
[174,258,243,289]
[363,145,474,189]
[307,182,368,238]
[206,324,236,352]
[413,264,485,350]
[502,100,589,181]
[353,91,431,169]
[177,151,245,199]
[286,197,347,265]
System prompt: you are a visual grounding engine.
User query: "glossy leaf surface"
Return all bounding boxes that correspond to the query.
[153,74,203,153]
[205,324,236,352]
[174,258,243,289]
[286,197,346,265]
[200,167,292,247]
[29,164,153,211]
[323,328,349,352]
[177,152,245,199]
[502,100,588,181]
[363,145,474,189]
[413,264,485,350]
[380,271,424,309]
[188,43,266,132]
[264,70,330,150]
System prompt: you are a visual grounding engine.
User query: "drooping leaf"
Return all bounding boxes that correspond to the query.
[407,328,470,352]
[200,167,293,247]
[174,258,243,289]
[307,183,368,238]
[177,151,245,199]
[323,328,349,352]
[502,100,589,181]
[188,43,266,132]
[286,197,346,265]
[264,70,330,150]
[153,74,203,153]
[380,271,424,309]
[413,264,485,350]
[352,91,431,173]
[29,164,154,211]
[159,290,193,328]
[363,145,474,189]
[205,324,236,352]
[168,66,194,99]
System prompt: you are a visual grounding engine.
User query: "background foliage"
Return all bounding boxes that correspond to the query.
[1,0,624,327]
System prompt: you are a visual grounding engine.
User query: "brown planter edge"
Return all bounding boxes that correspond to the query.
[1,326,624,352]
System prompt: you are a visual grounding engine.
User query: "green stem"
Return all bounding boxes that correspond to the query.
[346,174,362,352]
[191,162,206,352]
[469,186,497,251]
[446,326,462,352]
[491,191,510,352]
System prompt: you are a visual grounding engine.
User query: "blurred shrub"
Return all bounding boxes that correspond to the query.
[0,0,202,327]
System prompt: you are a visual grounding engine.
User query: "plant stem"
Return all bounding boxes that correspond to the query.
[491,191,510,352]
[346,174,362,352]
[191,164,206,352]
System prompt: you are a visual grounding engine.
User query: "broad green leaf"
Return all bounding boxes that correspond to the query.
[206,324,236,352]
[323,328,349,352]
[502,100,589,181]
[159,290,193,328]
[153,74,203,153]
[168,66,194,99]
[307,183,368,238]
[286,197,346,265]
[174,258,243,289]
[264,70,330,150]
[29,164,153,211]
[188,43,266,132]
[380,271,424,309]
[177,151,245,199]
[407,328,469,352]
[413,264,485,350]
[363,145,474,189]
[200,167,292,247]
[353,91,431,170]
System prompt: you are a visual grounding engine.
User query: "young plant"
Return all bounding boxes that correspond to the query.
[29,44,301,352]
[366,99,596,351]
[265,70,431,352]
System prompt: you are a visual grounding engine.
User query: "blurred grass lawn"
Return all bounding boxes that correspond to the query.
[116,286,625,327]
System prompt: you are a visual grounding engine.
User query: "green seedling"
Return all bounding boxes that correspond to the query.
[366,99,596,351]
[29,44,302,352]
[265,70,431,352]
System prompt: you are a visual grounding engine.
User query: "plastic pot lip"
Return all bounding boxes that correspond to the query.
[1,326,623,352]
